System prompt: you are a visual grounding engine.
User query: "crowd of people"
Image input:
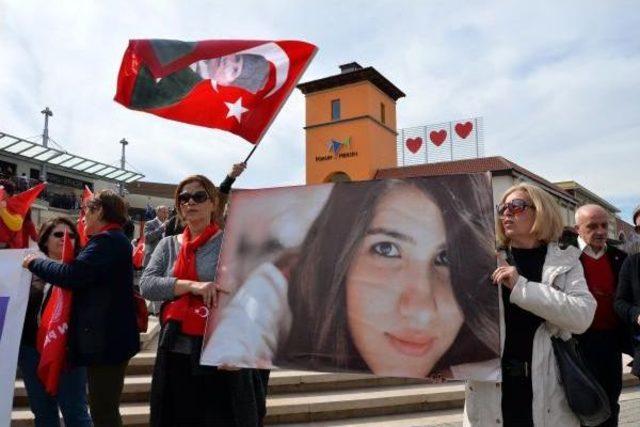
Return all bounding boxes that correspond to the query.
[2,164,640,426]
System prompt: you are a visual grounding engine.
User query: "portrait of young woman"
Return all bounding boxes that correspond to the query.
[202,173,500,381]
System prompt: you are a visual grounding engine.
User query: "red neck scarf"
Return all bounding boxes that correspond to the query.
[161,223,220,336]
[97,223,122,234]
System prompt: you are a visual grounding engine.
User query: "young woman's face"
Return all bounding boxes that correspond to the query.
[500,190,536,242]
[345,186,463,378]
[209,54,244,86]
[178,181,216,226]
[46,223,74,260]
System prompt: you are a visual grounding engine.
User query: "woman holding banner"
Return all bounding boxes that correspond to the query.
[140,174,267,427]
[23,190,140,427]
[18,217,92,427]
[464,183,596,426]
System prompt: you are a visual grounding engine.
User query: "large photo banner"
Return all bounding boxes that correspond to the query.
[202,173,500,381]
[0,249,30,425]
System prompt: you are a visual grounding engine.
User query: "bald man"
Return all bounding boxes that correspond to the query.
[574,204,627,427]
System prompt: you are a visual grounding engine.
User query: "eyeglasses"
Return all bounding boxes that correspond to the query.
[52,231,76,239]
[178,190,210,205]
[497,199,534,216]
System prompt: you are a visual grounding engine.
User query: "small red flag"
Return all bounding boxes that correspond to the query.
[37,231,75,395]
[77,186,93,247]
[0,182,46,248]
[114,39,317,144]
[132,232,145,269]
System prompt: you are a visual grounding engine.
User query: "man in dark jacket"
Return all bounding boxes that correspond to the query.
[615,205,640,378]
[574,204,627,427]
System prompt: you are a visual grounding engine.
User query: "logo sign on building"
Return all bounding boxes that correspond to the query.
[315,136,358,162]
[397,117,484,167]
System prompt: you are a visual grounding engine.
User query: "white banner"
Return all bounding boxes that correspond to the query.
[0,249,30,427]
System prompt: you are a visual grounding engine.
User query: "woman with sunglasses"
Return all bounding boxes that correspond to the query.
[464,183,596,426]
[140,175,267,427]
[18,217,92,427]
[23,190,140,427]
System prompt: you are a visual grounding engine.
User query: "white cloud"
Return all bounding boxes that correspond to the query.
[0,0,638,211]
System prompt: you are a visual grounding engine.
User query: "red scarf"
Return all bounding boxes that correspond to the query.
[161,223,220,336]
[37,231,75,395]
[97,223,122,234]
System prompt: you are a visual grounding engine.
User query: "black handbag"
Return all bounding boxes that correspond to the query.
[551,336,611,426]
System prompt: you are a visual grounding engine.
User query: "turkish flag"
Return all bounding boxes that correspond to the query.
[77,186,93,247]
[37,231,75,395]
[114,39,317,143]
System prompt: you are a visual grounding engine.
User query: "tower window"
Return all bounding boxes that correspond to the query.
[380,102,386,124]
[331,99,341,121]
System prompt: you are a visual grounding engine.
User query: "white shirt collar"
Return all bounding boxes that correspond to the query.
[578,236,606,260]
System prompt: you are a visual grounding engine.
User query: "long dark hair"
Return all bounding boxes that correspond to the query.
[278,174,499,375]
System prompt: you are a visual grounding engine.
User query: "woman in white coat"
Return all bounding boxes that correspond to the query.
[464,183,596,427]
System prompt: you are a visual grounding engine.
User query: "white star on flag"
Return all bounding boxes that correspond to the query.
[225,97,249,123]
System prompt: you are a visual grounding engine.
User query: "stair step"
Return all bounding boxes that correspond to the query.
[13,370,426,406]
[272,386,640,426]
[12,382,464,426]
[272,407,464,427]
[265,383,464,424]
[12,379,640,426]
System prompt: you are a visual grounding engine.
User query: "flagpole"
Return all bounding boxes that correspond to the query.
[243,144,259,163]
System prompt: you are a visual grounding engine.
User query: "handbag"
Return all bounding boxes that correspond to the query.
[551,336,610,426]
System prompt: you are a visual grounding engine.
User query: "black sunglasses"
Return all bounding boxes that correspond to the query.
[52,231,76,239]
[178,190,210,205]
[496,199,534,216]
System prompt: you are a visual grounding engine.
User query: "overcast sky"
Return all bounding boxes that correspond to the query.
[1,1,638,221]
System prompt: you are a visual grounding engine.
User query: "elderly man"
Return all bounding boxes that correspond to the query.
[616,206,640,378]
[574,204,627,426]
[143,205,169,268]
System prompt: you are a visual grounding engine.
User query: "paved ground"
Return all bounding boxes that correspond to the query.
[620,387,640,426]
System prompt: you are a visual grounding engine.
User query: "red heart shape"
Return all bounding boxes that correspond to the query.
[455,121,473,139]
[405,137,423,154]
[429,130,447,147]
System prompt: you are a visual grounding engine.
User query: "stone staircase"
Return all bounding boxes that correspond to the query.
[12,321,640,426]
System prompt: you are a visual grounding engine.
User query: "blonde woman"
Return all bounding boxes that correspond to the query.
[463,183,596,426]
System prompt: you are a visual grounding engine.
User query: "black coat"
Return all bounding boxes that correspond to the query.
[615,253,640,376]
[28,229,140,366]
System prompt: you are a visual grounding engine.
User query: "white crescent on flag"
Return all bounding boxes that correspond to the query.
[236,42,290,98]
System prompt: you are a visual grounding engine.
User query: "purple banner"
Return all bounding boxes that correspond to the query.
[0,297,9,342]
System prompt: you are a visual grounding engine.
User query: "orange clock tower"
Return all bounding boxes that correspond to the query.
[297,62,405,184]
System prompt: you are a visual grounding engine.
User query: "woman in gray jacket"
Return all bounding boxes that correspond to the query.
[464,183,596,426]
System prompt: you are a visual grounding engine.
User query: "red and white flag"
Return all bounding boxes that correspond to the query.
[114,39,317,143]
[77,186,93,247]
[37,231,74,395]
[0,182,46,248]
[132,231,145,269]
